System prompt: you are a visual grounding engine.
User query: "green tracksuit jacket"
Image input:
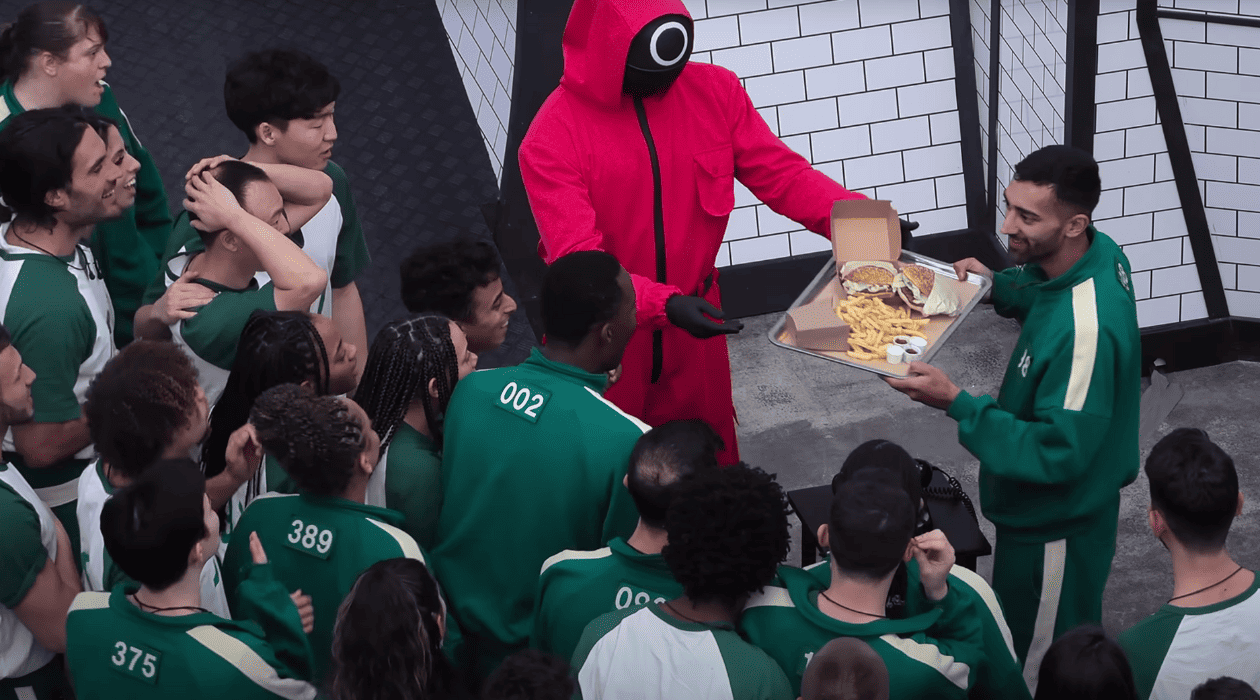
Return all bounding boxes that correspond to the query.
[947,228,1141,539]
[221,492,427,686]
[532,536,683,664]
[1,80,171,347]
[742,566,985,699]
[65,567,316,700]
[431,348,644,681]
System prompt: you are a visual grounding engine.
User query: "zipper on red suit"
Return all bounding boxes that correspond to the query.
[633,96,668,384]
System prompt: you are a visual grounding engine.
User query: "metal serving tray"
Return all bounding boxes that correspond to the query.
[768,251,992,378]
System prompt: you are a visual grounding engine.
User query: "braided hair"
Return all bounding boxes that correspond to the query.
[201,310,329,480]
[251,384,364,497]
[352,314,458,452]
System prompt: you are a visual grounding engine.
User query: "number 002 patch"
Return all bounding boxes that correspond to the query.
[493,381,551,423]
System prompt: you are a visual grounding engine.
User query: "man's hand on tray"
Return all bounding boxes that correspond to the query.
[883,361,961,411]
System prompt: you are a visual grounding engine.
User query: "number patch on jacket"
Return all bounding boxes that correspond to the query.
[494,381,551,423]
[284,518,335,559]
[110,641,161,684]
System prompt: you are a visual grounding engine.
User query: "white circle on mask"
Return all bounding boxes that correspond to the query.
[649,21,689,67]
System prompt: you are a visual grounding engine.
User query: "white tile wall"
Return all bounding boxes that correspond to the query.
[438,0,516,182]
[685,0,970,266]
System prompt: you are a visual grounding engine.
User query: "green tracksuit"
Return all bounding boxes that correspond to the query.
[364,422,442,551]
[142,162,370,314]
[431,348,644,682]
[65,567,316,700]
[573,604,793,700]
[804,558,1031,700]
[221,492,426,686]
[742,566,985,699]
[1118,576,1260,700]
[532,536,683,664]
[0,463,70,700]
[945,228,1140,688]
[1,80,171,347]
[1,231,115,558]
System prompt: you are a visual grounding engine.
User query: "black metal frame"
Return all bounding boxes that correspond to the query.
[1065,0,1100,153]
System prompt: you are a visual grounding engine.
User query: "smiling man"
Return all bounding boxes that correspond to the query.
[400,238,518,355]
[885,145,1141,695]
[0,106,138,556]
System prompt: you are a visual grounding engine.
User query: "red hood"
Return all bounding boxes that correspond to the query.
[560,0,692,109]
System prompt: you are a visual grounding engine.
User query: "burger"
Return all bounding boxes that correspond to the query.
[839,261,898,297]
[895,264,963,316]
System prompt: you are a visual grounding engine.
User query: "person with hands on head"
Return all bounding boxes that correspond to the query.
[884,145,1140,694]
[743,471,986,699]
[0,321,81,700]
[520,0,921,465]
[134,158,329,408]
[0,105,138,556]
[65,459,319,700]
[0,2,173,347]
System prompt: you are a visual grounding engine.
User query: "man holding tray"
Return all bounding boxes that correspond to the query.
[885,145,1141,695]
[519,0,913,464]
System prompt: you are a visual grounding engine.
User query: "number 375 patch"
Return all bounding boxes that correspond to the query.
[494,381,551,423]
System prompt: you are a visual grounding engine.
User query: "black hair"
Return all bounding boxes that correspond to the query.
[84,341,201,480]
[1192,677,1260,700]
[0,2,107,82]
[0,104,98,227]
[195,160,271,246]
[353,315,458,452]
[541,250,624,347]
[1013,145,1102,215]
[251,384,365,498]
[627,420,723,529]
[482,649,575,700]
[0,322,10,353]
[201,310,329,480]
[399,238,502,321]
[101,459,209,591]
[799,637,890,700]
[1145,427,1239,553]
[330,558,455,700]
[662,462,791,609]
[224,49,340,143]
[829,471,915,581]
[832,439,923,510]
[1034,624,1138,700]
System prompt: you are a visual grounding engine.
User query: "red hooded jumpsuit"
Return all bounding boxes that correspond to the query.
[520,0,864,464]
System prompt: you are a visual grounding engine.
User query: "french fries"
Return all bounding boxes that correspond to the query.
[834,295,929,361]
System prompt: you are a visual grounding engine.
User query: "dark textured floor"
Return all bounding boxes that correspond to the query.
[0,0,535,367]
[730,304,1260,635]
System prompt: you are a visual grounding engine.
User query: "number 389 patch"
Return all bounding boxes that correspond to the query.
[284,519,335,559]
[494,381,551,423]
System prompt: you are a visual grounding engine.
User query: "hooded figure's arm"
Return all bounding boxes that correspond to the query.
[724,69,867,236]
[520,123,685,329]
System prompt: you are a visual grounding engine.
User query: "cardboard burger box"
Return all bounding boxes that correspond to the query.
[782,199,982,376]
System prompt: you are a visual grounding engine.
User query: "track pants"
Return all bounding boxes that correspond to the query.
[992,503,1119,695]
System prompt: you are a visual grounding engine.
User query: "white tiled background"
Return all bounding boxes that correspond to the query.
[437,0,516,179]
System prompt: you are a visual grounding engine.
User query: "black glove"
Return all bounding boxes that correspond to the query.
[900,217,920,248]
[665,295,743,339]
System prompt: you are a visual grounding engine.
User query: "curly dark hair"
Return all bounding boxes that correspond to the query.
[352,315,458,451]
[399,238,502,321]
[84,341,201,479]
[483,649,575,700]
[329,558,454,700]
[661,462,791,608]
[251,384,364,498]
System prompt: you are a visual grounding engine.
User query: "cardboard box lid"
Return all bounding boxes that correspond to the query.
[784,281,850,352]
[831,199,902,263]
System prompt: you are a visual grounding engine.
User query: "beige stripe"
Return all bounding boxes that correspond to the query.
[880,633,971,690]
[541,547,611,574]
[1064,280,1099,412]
[584,386,652,433]
[365,518,425,562]
[949,564,1018,662]
[186,625,316,700]
[34,477,80,508]
[1022,539,1068,694]
[744,586,794,610]
[69,591,111,612]
[15,687,36,700]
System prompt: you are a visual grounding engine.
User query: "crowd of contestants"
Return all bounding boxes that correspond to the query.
[0,3,1257,700]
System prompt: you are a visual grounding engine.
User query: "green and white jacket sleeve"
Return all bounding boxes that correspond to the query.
[990,266,1040,322]
[229,561,314,682]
